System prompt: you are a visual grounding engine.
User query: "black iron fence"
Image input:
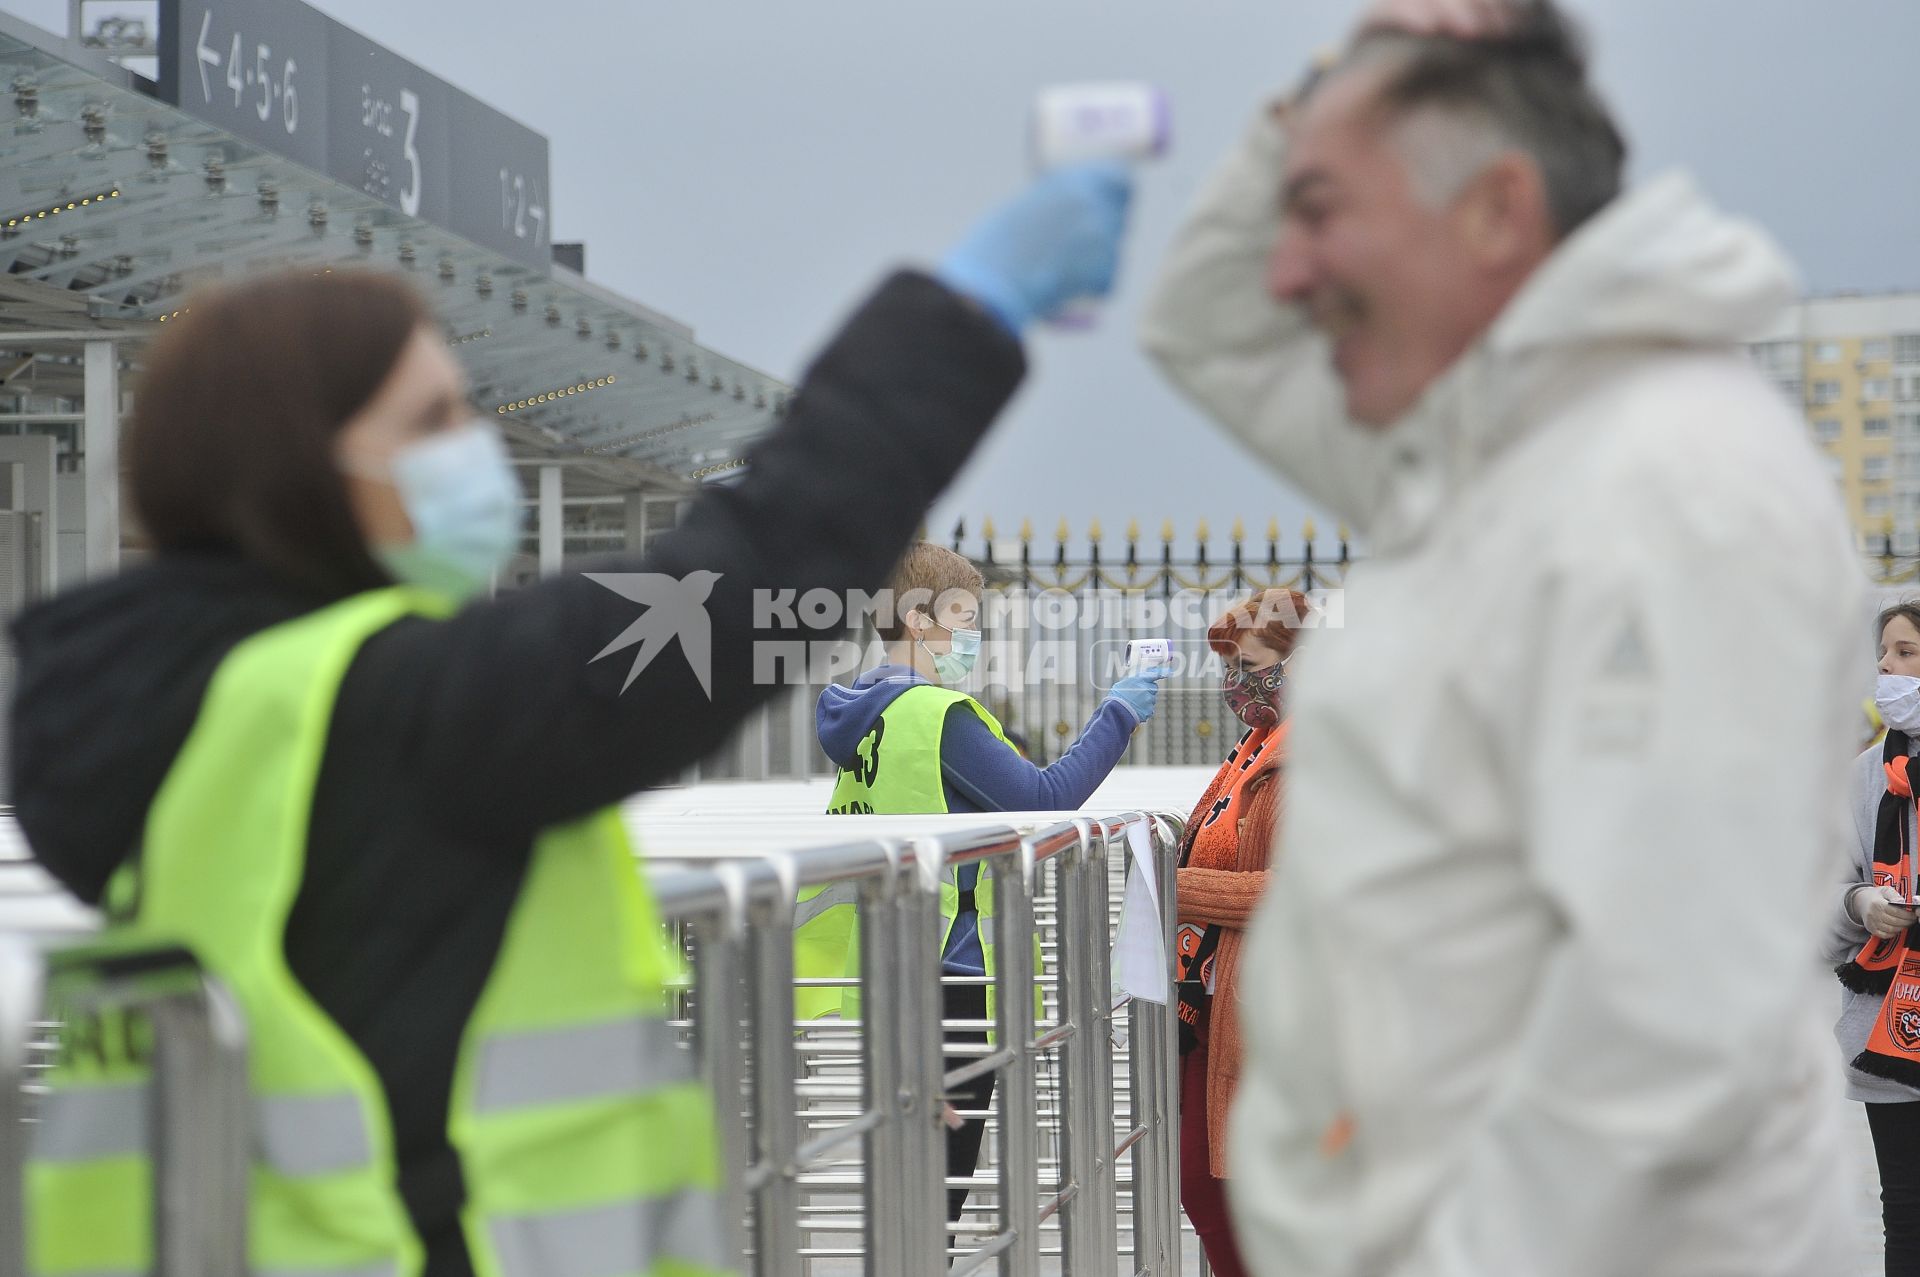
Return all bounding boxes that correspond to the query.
[945,518,1352,770]
[693,516,1915,782]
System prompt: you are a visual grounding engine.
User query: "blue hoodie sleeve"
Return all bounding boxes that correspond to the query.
[939,700,1138,812]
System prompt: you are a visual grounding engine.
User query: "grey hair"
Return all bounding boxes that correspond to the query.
[1337,3,1627,239]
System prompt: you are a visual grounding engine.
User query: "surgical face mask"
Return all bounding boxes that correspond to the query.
[1223,661,1286,730]
[922,625,981,685]
[369,423,522,601]
[1878,674,1920,735]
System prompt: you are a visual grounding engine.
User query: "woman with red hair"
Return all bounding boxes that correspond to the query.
[1173,587,1308,1276]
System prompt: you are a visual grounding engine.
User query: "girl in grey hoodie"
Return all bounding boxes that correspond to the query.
[1829,600,1920,1276]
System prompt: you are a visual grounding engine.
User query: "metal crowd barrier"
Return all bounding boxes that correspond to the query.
[2,809,1185,1275]
[0,939,249,1277]
[654,809,1185,1276]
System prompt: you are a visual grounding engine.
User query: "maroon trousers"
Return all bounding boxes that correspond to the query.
[1180,1017,1251,1277]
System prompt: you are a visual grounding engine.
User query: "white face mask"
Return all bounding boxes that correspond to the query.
[369,422,522,600]
[918,625,980,685]
[1877,674,1920,735]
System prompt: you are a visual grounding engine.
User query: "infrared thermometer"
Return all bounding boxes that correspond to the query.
[1123,638,1172,676]
[1030,82,1170,326]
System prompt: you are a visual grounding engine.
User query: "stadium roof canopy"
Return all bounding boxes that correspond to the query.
[0,5,786,495]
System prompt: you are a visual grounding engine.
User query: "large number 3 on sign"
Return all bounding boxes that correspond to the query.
[397,89,422,216]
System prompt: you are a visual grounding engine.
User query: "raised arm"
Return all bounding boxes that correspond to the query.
[344,272,1025,844]
[1139,105,1385,533]
[940,700,1139,812]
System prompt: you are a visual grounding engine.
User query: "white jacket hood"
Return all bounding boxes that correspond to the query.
[1489,170,1798,361]
[1139,118,1807,557]
[1380,171,1802,547]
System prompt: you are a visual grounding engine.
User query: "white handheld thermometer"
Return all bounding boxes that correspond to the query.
[1032,82,1171,169]
[1030,81,1170,327]
[1123,638,1172,676]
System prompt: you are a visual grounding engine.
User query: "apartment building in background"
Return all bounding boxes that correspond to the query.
[1746,291,1920,552]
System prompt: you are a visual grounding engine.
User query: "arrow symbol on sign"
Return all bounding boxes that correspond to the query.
[195,10,221,103]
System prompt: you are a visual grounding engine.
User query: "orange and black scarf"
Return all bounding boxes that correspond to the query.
[1174,727,1275,1055]
[1838,730,1920,1088]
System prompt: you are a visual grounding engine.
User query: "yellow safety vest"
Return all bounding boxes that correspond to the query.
[28,587,733,1277]
[796,683,1040,1028]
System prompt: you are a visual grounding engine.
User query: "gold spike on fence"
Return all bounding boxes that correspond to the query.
[945,516,1356,592]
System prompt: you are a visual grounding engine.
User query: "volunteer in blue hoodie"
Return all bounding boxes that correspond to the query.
[805,540,1166,1223]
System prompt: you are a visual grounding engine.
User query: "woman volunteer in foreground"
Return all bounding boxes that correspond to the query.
[8,163,1131,1277]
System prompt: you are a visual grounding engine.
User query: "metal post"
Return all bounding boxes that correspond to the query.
[993,845,1040,1277]
[1060,822,1118,1270]
[0,939,43,1277]
[790,687,815,781]
[901,843,950,1275]
[859,847,907,1274]
[149,978,249,1277]
[537,464,563,575]
[1158,816,1186,1265]
[623,491,647,554]
[1145,815,1185,1276]
[82,339,118,578]
[692,890,753,1266]
[1126,820,1177,1276]
[749,874,804,1275]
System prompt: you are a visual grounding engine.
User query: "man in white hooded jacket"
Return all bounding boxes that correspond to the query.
[1142,1,1866,1274]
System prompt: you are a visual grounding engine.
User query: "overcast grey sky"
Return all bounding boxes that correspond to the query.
[13,1,1920,553]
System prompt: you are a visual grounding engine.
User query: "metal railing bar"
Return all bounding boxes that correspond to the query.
[946,1231,1017,1277]
[1036,1181,1080,1226]
[792,1108,885,1167]
[1030,1023,1074,1053]
[942,1046,1015,1091]
[1114,1125,1149,1159]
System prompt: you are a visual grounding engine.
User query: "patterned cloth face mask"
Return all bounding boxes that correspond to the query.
[1222,660,1288,730]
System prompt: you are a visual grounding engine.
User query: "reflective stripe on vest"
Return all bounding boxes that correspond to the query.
[792,880,861,930]
[488,1188,731,1277]
[34,1084,373,1178]
[471,1015,691,1114]
[31,1081,147,1162]
[253,1092,374,1177]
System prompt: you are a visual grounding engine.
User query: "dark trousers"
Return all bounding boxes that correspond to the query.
[1868,1101,1920,1276]
[1179,1015,1251,1277]
[944,980,996,1223]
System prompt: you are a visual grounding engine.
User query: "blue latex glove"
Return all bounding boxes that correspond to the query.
[1105,665,1172,725]
[936,161,1134,335]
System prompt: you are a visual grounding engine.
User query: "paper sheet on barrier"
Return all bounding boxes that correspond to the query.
[1111,820,1169,1008]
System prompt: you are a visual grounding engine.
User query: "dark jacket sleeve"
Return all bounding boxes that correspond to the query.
[940,700,1137,812]
[335,271,1025,845]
